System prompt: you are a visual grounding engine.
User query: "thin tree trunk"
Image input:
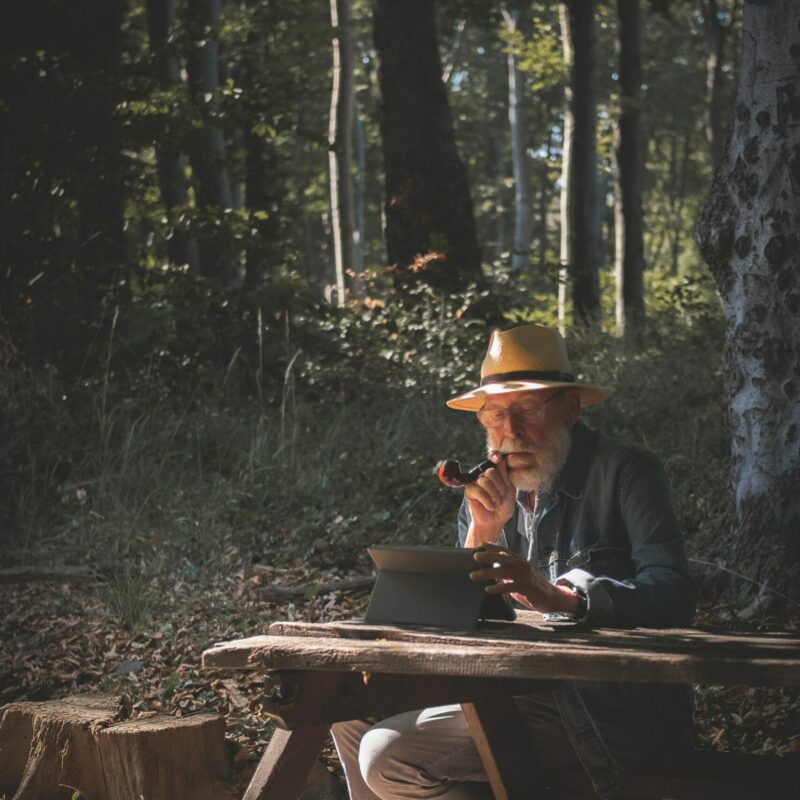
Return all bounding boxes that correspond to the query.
[493,131,507,263]
[353,97,366,290]
[669,129,691,275]
[241,0,280,287]
[538,125,554,272]
[145,0,198,269]
[558,0,600,329]
[695,0,800,613]
[613,0,645,337]
[373,0,482,292]
[502,6,531,272]
[73,0,127,301]
[328,0,355,306]
[185,0,235,284]
[701,0,735,173]
[441,19,467,86]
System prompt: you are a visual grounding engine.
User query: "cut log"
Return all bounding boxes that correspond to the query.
[0,695,127,800]
[98,714,233,800]
[0,695,235,800]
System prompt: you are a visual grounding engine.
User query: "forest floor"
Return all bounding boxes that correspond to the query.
[2,558,799,797]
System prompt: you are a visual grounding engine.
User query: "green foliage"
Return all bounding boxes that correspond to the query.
[508,14,564,91]
[1,267,730,586]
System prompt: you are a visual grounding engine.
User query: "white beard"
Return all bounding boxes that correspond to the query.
[490,422,572,493]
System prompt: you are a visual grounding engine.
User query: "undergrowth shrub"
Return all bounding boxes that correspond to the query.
[1,275,729,590]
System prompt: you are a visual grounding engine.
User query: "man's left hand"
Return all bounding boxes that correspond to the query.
[469,542,579,616]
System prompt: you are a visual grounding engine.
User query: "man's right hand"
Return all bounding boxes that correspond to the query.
[464,451,517,547]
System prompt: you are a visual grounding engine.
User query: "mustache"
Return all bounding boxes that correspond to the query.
[489,439,537,455]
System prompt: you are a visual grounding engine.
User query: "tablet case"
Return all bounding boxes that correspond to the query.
[364,544,517,628]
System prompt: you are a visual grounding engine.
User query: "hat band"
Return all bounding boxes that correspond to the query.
[480,369,575,386]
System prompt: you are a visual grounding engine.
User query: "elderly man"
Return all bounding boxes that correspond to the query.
[332,324,696,799]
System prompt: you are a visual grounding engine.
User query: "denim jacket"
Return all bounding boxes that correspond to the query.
[457,421,696,797]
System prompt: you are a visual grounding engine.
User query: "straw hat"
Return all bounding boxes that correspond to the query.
[446,324,608,411]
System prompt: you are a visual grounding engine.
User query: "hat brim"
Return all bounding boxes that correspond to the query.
[446,380,608,411]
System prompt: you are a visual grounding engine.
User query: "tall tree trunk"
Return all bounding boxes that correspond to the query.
[241,0,279,287]
[502,6,531,272]
[441,19,467,86]
[613,0,645,337]
[558,0,601,329]
[73,0,127,302]
[492,130,508,263]
[669,130,692,275]
[695,0,800,613]
[373,0,482,292]
[145,0,198,269]
[328,0,355,306]
[701,0,734,173]
[353,98,366,288]
[537,120,554,272]
[185,0,235,284]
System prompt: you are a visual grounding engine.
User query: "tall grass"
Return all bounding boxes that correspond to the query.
[1,306,730,587]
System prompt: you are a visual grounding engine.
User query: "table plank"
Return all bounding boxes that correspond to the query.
[268,614,800,656]
[256,670,553,729]
[202,632,800,687]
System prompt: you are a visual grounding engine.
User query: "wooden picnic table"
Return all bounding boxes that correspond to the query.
[202,611,800,800]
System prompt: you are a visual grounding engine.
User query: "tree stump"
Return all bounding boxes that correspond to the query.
[0,694,235,800]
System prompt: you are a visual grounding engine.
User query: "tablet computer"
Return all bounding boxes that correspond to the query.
[364,544,517,628]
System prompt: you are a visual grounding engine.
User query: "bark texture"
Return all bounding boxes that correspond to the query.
[373,0,482,291]
[613,0,645,337]
[559,0,601,328]
[0,695,233,800]
[695,0,800,611]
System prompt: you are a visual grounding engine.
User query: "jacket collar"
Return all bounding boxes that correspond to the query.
[556,420,598,500]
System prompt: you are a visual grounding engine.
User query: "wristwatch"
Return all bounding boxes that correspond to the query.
[574,587,589,623]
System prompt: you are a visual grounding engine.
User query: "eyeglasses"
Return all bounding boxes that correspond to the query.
[476,389,571,429]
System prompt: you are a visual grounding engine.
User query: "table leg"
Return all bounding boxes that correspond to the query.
[462,697,538,800]
[243,725,329,800]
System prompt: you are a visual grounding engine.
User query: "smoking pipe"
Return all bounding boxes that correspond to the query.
[436,455,505,488]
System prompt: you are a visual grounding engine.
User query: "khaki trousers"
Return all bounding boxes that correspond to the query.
[330,692,580,800]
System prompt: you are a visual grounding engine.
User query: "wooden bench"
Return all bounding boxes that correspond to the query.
[203,611,800,800]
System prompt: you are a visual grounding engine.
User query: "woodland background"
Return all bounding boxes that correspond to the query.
[1,0,798,793]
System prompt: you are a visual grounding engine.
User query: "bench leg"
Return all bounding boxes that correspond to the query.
[243,725,328,800]
[462,697,538,800]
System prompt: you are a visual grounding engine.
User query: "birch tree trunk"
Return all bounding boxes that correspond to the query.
[613,0,645,337]
[145,0,198,269]
[695,0,800,612]
[502,6,531,272]
[373,0,482,292]
[328,0,355,306]
[558,0,601,329]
